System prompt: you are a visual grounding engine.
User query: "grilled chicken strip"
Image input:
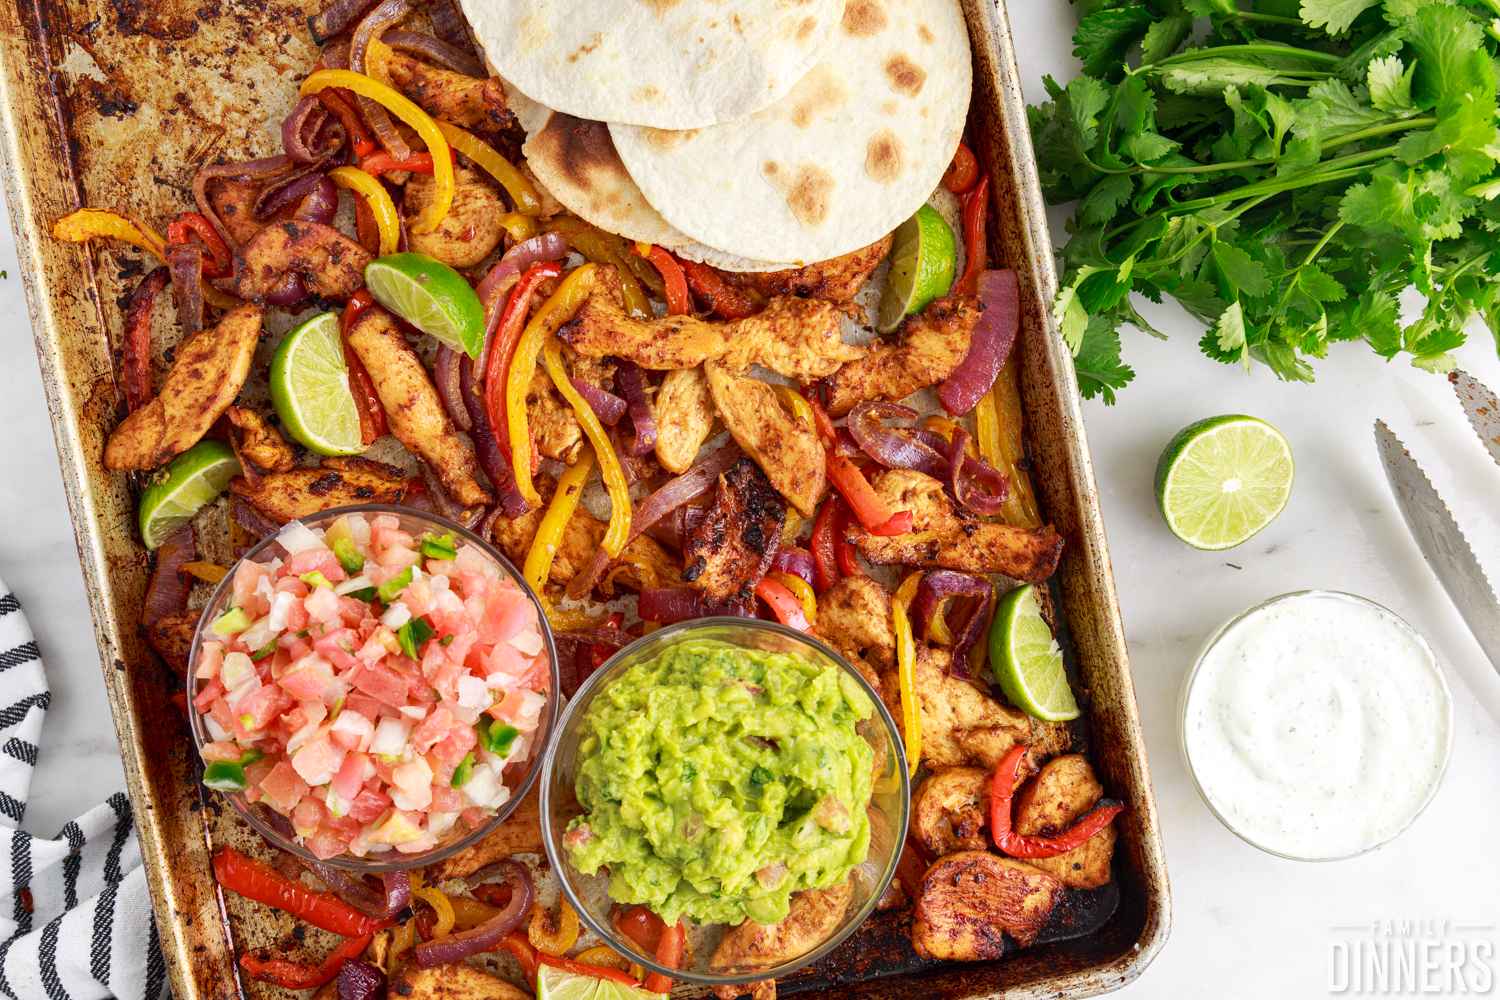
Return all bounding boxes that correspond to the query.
[226,406,297,472]
[721,234,894,303]
[911,852,1065,957]
[420,787,544,882]
[206,176,269,246]
[144,609,200,674]
[224,220,372,302]
[652,366,716,474]
[912,767,993,856]
[405,167,509,269]
[814,576,896,671]
[523,368,585,464]
[104,302,264,470]
[711,879,854,978]
[384,47,514,134]
[230,457,408,524]
[683,458,786,604]
[705,361,827,516]
[879,644,1032,769]
[560,290,864,382]
[824,296,983,417]
[390,959,529,1000]
[345,307,492,507]
[1014,755,1116,890]
[489,472,681,590]
[848,470,1063,582]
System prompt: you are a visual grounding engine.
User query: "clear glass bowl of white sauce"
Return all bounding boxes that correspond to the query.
[1178,590,1453,861]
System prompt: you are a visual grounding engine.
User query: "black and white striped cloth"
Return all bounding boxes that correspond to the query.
[0,580,168,1000]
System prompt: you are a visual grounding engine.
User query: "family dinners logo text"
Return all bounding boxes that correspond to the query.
[1330,919,1494,994]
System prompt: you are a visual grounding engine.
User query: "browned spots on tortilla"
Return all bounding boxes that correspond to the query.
[635,84,665,104]
[637,0,681,14]
[789,65,850,128]
[884,53,926,96]
[568,32,603,62]
[517,13,552,53]
[531,113,625,196]
[918,24,935,44]
[842,0,888,36]
[881,100,898,115]
[644,126,696,152]
[797,15,818,43]
[865,128,904,185]
[763,160,835,228]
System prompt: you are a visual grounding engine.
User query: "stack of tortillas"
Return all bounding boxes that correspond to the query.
[461,0,972,269]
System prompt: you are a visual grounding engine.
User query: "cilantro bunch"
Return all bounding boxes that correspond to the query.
[1029,0,1500,401]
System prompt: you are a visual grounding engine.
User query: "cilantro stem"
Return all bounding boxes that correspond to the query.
[1228,12,1306,26]
[1144,44,1347,69]
[1297,221,1345,268]
[1325,117,1437,148]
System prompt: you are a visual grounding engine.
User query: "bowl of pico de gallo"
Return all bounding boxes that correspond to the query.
[186,504,558,870]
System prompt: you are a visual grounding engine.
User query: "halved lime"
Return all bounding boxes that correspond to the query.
[364,252,485,358]
[876,204,957,333]
[990,583,1080,722]
[270,312,366,456]
[535,965,660,1000]
[1154,415,1294,550]
[138,440,241,549]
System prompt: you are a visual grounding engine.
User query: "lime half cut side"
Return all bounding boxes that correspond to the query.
[1154,415,1294,550]
[990,583,1080,722]
[876,204,956,333]
[364,251,485,359]
[138,440,241,549]
[535,965,660,1000]
[270,311,366,457]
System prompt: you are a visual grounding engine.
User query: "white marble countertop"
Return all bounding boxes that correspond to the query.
[4,3,1500,991]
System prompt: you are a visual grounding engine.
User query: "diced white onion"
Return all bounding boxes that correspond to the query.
[267,591,296,631]
[509,628,543,657]
[380,603,412,629]
[370,718,411,756]
[277,521,325,554]
[455,675,491,710]
[334,575,372,597]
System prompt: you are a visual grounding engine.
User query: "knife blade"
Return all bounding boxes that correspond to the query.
[1376,420,1500,680]
[1450,370,1500,467]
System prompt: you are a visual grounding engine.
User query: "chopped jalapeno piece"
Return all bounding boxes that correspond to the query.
[345,586,378,602]
[418,532,458,560]
[451,752,475,787]
[202,760,248,792]
[251,639,279,661]
[376,567,413,603]
[300,570,333,589]
[210,607,252,635]
[332,537,365,574]
[238,748,266,767]
[397,618,436,660]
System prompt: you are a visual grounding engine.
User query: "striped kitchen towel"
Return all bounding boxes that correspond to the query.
[0,579,168,1000]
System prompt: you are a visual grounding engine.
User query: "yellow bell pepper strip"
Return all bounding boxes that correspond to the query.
[976,365,1042,529]
[542,601,606,631]
[497,213,537,242]
[433,119,543,217]
[524,444,595,594]
[543,217,652,318]
[782,507,804,546]
[923,415,979,459]
[506,263,599,506]
[544,336,630,557]
[772,384,816,432]
[768,571,818,623]
[53,208,240,310]
[329,166,400,257]
[299,69,454,234]
[527,899,581,956]
[413,887,456,938]
[574,946,635,974]
[892,571,924,776]
[180,561,229,585]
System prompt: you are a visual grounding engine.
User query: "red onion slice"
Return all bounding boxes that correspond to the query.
[292,175,339,226]
[638,587,756,623]
[381,28,484,77]
[350,0,416,159]
[770,547,816,587]
[415,860,532,966]
[307,0,379,44]
[192,156,295,250]
[612,357,657,457]
[910,570,994,681]
[848,402,948,479]
[425,0,478,60]
[938,269,1020,417]
[264,272,308,308]
[301,861,389,918]
[568,379,626,426]
[282,96,339,165]
[337,960,386,1000]
[947,427,1005,515]
[458,347,534,518]
[434,345,471,431]
[230,495,280,537]
[558,627,635,649]
[143,523,196,627]
[166,243,204,336]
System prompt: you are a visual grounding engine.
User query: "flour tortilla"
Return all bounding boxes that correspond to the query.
[611,0,971,264]
[465,0,847,130]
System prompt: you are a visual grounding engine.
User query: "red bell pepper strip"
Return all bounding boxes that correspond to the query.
[239,933,371,989]
[353,194,381,255]
[809,495,842,594]
[826,453,913,536]
[340,290,388,443]
[955,174,990,297]
[486,262,564,446]
[589,612,625,670]
[632,244,691,316]
[943,141,979,194]
[319,87,377,159]
[990,745,1124,859]
[166,212,232,278]
[616,905,666,953]
[832,501,864,579]
[483,930,538,984]
[361,151,436,176]
[212,847,393,938]
[122,268,171,414]
[644,919,685,994]
[678,257,758,318]
[537,954,643,988]
[755,576,812,632]
[806,389,838,443]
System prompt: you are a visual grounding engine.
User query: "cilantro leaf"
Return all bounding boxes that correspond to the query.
[1211,242,1273,298]
[1141,14,1193,64]
[1074,7,1155,78]
[1367,55,1417,113]
[1074,313,1136,403]
[1214,300,1253,370]
[1299,0,1382,34]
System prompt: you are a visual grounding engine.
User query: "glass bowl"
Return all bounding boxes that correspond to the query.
[186,503,559,871]
[540,617,908,986]
[1178,590,1453,861]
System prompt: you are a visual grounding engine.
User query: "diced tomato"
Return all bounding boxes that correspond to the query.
[486,642,528,680]
[201,741,242,762]
[404,669,437,706]
[411,708,454,754]
[330,710,374,752]
[196,642,224,680]
[429,784,462,812]
[260,758,311,812]
[292,737,345,786]
[283,548,348,583]
[489,590,534,643]
[402,579,434,617]
[238,685,294,734]
[293,796,326,833]
[343,692,382,721]
[491,689,527,721]
[194,677,225,712]
[353,661,410,706]
[348,788,392,824]
[332,751,368,803]
[305,824,350,859]
[461,807,487,828]
[515,658,549,692]
[209,696,235,734]
[232,561,273,618]
[280,665,333,701]
[337,598,369,627]
[313,629,360,671]
[430,727,476,767]
[274,575,310,598]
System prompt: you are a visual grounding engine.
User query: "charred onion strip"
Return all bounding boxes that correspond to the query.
[121,268,171,413]
[348,0,415,160]
[612,357,657,457]
[910,570,993,681]
[938,268,1019,416]
[382,28,484,77]
[414,860,532,967]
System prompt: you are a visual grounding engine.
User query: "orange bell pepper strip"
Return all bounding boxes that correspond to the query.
[361,151,435,175]
[632,243,690,315]
[955,174,990,296]
[806,389,839,443]
[756,576,813,632]
[486,261,564,449]
[943,141,979,193]
[826,453,913,536]
[340,290,388,442]
[239,933,371,989]
[990,745,1124,858]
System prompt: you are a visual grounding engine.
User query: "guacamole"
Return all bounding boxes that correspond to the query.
[564,640,876,926]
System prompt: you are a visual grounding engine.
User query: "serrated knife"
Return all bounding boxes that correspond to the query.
[1451,370,1500,467]
[1376,420,1500,680]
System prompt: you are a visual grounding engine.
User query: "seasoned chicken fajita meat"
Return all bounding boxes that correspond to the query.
[560,290,865,381]
[229,456,408,524]
[390,960,530,1000]
[1013,755,1117,890]
[911,852,1064,957]
[104,302,264,470]
[223,220,371,301]
[345,307,492,507]
[721,234,894,303]
[225,406,297,472]
[705,361,827,516]
[879,644,1032,769]
[814,576,896,670]
[652,365,717,474]
[912,767,993,856]
[683,457,786,604]
[710,879,854,980]
[848,470,1064,582]
[383,47,514,133]
[404,167,511,269]
[824,295,983,417]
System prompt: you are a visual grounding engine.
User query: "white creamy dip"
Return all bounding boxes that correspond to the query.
[1182,591,1451,860]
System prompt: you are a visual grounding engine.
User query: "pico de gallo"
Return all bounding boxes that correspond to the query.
[192,512,549,859]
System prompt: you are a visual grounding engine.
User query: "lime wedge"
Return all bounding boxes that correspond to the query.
[138,440,241,549]
[270,312,366,457]
[364,252,485,358]
[876,204,956,333]
[1154,415,1294,550]
[990,584,1080,722]
[535,965,663,1000]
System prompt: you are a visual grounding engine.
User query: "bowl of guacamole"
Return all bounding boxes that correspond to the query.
[540,618,908,986]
